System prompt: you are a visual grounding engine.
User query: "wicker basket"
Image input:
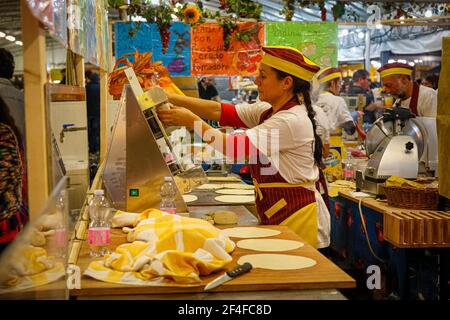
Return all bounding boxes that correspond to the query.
[384,184,439,210]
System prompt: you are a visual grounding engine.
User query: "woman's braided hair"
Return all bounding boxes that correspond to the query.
[274,69,323,167]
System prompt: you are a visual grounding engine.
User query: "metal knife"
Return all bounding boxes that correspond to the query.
[204,263,253,291]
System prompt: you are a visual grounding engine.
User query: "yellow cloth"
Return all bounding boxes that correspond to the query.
[385,176,434,189]
[84,210,236,286]
[0,245,65,294]
[328,180,356,197]
[280,202,318,248]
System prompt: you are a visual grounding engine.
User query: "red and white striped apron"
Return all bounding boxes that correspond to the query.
[249,98,323,247]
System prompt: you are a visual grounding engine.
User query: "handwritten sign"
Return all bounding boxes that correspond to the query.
[95,0,109,71]
[152,22,191,76]
[191,22,264,75]
[50,0,67,47]
[115,22,191,76]
[266,22,338,68]
[26,0,54,31]
[84,0,97,65]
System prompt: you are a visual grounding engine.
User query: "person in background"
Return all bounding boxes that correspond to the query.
[348,69,378,125]
[0,97,29,255]
[378,62,437,117]
[158,46,331,249]
[198,76,221,128]
[422,74,439,91]
[85,71,100,156]
[198,76,221,102]
[315,67,356,137]
[0,48,25,148]
[60,68,66,85]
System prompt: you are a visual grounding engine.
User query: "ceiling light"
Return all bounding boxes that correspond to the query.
[358,31,365,39]
[388,59,395,63]
[15,41,23,46]
[342,29,349,36]
[398,59,407,64]
[425,10,432,18]
[400,16,405,24]
[0,32,5,38]
[408,62,415,66]
[5,35,15,42]
[376,24,383,29]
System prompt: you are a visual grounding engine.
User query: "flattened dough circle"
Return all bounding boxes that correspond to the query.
[215,189,254,195]
[237,239,304,252]
[196,184,223,190]
[215,195,255,203]
[222,183,254,190]
[238,254,316,270]
[182,194,198,203]
[221,227,280,238]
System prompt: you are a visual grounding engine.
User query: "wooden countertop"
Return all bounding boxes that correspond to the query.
[338,190,450,248]
[70,226,355,298]
[188,205,259,226]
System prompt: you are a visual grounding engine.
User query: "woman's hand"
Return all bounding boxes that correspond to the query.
[156,106,201,129]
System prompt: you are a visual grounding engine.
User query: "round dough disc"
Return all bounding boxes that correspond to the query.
[215,189,254,195]
[237,239,304,252]
[215,195,255,203]
[222,183,254,190]
[208,176,241,182]
[238,254,316,270]
[182,194,198,203]
[196,184,223,190]
[212,210,238,225]
[221,227,280,238]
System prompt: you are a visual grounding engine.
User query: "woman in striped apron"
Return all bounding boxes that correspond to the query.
[158,46,330,249]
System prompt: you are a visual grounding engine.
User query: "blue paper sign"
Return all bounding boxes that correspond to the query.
[114,22,191,76]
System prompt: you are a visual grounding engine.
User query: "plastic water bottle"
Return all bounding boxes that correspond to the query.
[342,151,355,181]
[160,176,177,214]
[88,189,111,257]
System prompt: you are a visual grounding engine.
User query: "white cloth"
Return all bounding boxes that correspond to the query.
[235,100,330,248]
[313,105,331,145]
[306,185,331,249]
[236,101,319,184]
[315,91,354,132]
[400,85,437,117]
[0,78,25,143]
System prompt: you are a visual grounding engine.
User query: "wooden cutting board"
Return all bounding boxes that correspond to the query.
[70,226,355,298]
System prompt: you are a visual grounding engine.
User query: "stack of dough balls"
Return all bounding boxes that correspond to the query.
[201,210,238,225]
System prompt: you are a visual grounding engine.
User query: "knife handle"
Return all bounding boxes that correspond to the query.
[226,262,253,278]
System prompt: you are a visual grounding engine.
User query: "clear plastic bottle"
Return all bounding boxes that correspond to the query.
[88,189,111,257]
[342,151,355,181]
[160,176,177,214]
[53,189,67,258]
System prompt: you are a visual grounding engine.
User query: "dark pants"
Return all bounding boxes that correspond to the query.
[87,117,100,155]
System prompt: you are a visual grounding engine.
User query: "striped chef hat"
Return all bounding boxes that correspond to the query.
[261,46,320,81]
[378,62,414,78]
[316,67,342,84]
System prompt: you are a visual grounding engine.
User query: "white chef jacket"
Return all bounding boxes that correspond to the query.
[235,100,331,248]
[400,85,437,117]
[315,91,354,132]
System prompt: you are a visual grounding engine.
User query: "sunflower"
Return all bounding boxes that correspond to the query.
[183,5,200,25]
